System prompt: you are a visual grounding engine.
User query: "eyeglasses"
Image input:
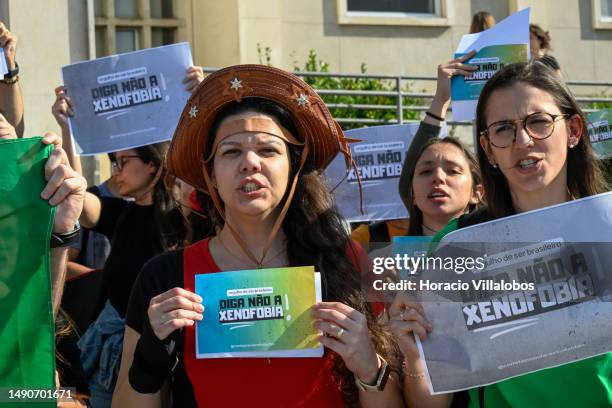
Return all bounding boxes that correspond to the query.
[110,155,143,171]
[481,112,569,148]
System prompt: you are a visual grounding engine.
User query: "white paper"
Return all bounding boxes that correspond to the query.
[0,49,8,80]
[451,8,531,121]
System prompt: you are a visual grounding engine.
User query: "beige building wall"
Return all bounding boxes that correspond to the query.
[193,0,612,86]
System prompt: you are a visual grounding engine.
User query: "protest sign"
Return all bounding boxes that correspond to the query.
[451,8,530,121]
[325,123,446,222]
[195,267,323,358]
[0,138,55,407]
[406,192,612,394]
[587,109,612,160]
[0,48,8,79]
[62,42,193,155]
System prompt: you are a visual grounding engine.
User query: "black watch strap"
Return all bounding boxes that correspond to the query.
[50,224,81,248]
[4,62,19,79]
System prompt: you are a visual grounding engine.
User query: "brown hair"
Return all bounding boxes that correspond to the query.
[475,61,608,218]
[400,137,483,236]
[530,24,551,52]
[469,11,496,33]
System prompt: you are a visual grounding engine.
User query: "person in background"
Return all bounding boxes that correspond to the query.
[50,66,205,407]
[529,23,552,59]
[469,11,496,34]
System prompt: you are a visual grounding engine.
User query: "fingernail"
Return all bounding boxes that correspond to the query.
[196,295,203,303]
[196,304,204,313]
[196,314,203,320]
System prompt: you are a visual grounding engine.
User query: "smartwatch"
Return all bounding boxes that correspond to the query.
[355,354,391,392]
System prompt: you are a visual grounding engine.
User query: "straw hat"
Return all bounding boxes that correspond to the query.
[166,64,357,192]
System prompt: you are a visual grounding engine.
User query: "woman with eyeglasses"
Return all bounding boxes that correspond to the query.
[50,67,205,408]
[392,61,610,407]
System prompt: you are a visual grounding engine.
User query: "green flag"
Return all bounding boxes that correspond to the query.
[0,137,56,407]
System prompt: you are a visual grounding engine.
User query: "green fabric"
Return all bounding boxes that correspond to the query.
[0,137,56,407]
[438,219,612,407]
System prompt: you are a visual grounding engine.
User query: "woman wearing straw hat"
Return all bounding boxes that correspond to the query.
[113,65,403,407]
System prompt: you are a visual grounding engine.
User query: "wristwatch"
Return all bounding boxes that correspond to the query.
[4,62,19,79]
[50,223,81,248]
[355,354,391,392]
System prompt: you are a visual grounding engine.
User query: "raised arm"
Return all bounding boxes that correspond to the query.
[40,132,87,316]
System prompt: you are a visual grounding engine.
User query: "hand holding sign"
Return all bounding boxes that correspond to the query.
[40,132,86,233]
[148,287,204,341]
[183,66,204,93]
[52,85,75,131]
[435,51,478,104]
[389,292,432,359]
[313,301,381,384]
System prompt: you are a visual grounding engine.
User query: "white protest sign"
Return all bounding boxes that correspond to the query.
[451,8,530,121]
[325,123,446,222]
[411,192,612,394]
[62,43,193,155]
[0,49,8,80]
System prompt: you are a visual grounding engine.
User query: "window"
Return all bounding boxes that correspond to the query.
[347,0,436,15]
[94,0,186,57]
[602,0,612,18]
[337,0,451,26]
[593,0,612,29]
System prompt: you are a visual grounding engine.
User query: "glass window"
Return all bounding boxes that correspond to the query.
[95,27,106,57]
[116,28,139,53]
[602,0,612,18]
[94,0,104,17]
[347,0,435,14]
[114,0,138,18]
[150,0,173,18]
[152,28,175,47]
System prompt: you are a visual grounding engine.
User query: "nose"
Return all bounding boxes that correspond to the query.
[111,165,121,176]
[240,150,262,173]
[431,167,446,185]
[514,122,534,148]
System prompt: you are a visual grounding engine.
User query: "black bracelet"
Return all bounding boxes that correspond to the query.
[50,224,81,248]
[425,111,445,122]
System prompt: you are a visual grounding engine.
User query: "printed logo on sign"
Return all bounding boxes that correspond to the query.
[461,250,595,331]
[218,292,289,323]
[91,75,164,114]
[588,120,611,143]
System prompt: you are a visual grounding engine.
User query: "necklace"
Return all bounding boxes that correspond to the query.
[422,223,439,235]
[217,234,286,269]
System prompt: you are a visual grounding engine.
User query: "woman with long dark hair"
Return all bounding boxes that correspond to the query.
[113,65,404,407]
[392,61,610,407]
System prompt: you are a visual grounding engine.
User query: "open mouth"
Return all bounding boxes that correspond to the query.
[517,158,540,169]
[428,191,448,199]
[241,182,262,193]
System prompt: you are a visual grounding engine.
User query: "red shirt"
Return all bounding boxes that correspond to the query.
[182,238,379,407]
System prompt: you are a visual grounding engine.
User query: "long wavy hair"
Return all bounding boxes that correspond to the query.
[197,97,397,406]
[475,61,608,218]
[399,137,483,236]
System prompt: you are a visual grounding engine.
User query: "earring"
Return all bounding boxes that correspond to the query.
[490,162,497,168]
